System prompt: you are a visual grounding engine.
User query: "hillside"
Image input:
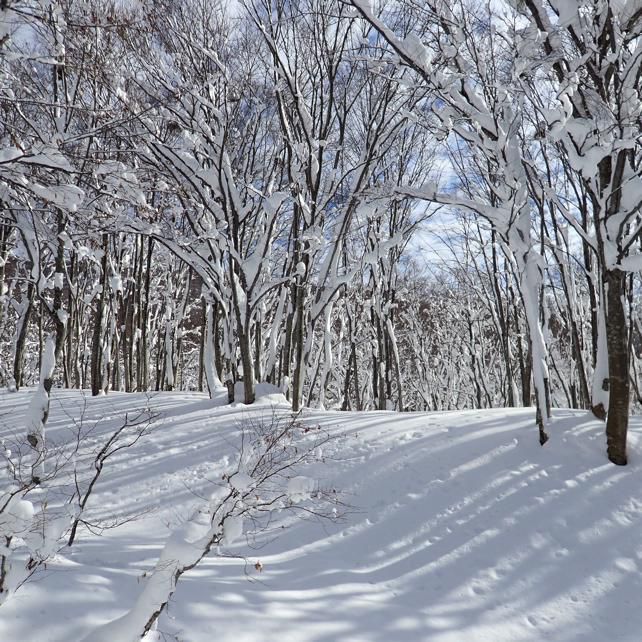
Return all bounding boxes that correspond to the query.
[1,389,641,642]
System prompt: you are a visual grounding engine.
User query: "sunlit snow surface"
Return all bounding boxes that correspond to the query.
[1,388,642,642]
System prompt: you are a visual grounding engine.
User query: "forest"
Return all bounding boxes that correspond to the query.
[2,0,640,458]
[2,0,641,463]
[2,1,642,640]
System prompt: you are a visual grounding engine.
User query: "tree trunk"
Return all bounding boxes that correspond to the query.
[140,237,154,391]
[13,281,35,390]
[239,324,255,404]
[65,251,76,388]
[604,269,629,465]
[491,236,515,407]
[91,234,109,396]
[291,281,305,411]
[591,285,609,420]
[198,299,206,393]
[51,210,67,361]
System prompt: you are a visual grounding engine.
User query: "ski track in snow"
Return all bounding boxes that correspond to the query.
[1,389,642,641]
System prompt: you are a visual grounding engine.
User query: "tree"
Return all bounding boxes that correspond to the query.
[248,0,433,409]
[351,0,552,444]
[515,0,642,464]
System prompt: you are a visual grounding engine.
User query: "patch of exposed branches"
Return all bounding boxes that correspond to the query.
[82,410,344,642]
[64,395,160,545]
[0,393,159,602]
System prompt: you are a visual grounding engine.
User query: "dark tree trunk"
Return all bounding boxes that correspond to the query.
[491,235,515,407]
[604,269,629,465]
[65,251,76,388]
[239,325,255,405]
[515,305,532,407]
[198,299,206,393]
[91,234,109,396]
[291,281,305,411]
[51,211,67,360]
[281,289,294,395]
[13,281,35,390]
[225,356,235,404]
[254,312,262,385]
[140,237,154,391]
[212,303,223,381]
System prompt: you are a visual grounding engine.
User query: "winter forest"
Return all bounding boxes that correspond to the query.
[2,0,642,640]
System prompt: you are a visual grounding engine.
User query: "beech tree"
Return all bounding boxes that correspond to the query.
[515,0,642,463]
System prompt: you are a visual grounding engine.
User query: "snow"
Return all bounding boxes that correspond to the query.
[222,514,244,546]
[29,182,84,211]
[109,275,123,293]
[25,336,56,458]
[254,382,289,405]
[0,495,34,537]
[287,475,315,503]
[264,191,287,215]
[550,0,579,27]
[229,472,254,492]
[399,33,431,72]
[2,388,642,642]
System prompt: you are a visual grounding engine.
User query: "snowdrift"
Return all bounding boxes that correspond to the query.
[1,389,641,642]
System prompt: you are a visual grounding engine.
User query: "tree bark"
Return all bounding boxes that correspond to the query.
[91,234,109,396]
[291,280,305,411]
[604,269,629,465]
[13,281,35,390]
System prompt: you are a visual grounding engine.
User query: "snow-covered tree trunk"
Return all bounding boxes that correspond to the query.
[81,509,225,642]
[509,210,550,445]
[203,300,223,398]
[81,414,333,642]
[291,277,306,412]
[591,282,610,418]
[26,335,56,479]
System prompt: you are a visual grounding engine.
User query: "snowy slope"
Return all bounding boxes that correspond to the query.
[1,389,642,642]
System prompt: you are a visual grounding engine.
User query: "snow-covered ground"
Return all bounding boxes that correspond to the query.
[2,388,642,642]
